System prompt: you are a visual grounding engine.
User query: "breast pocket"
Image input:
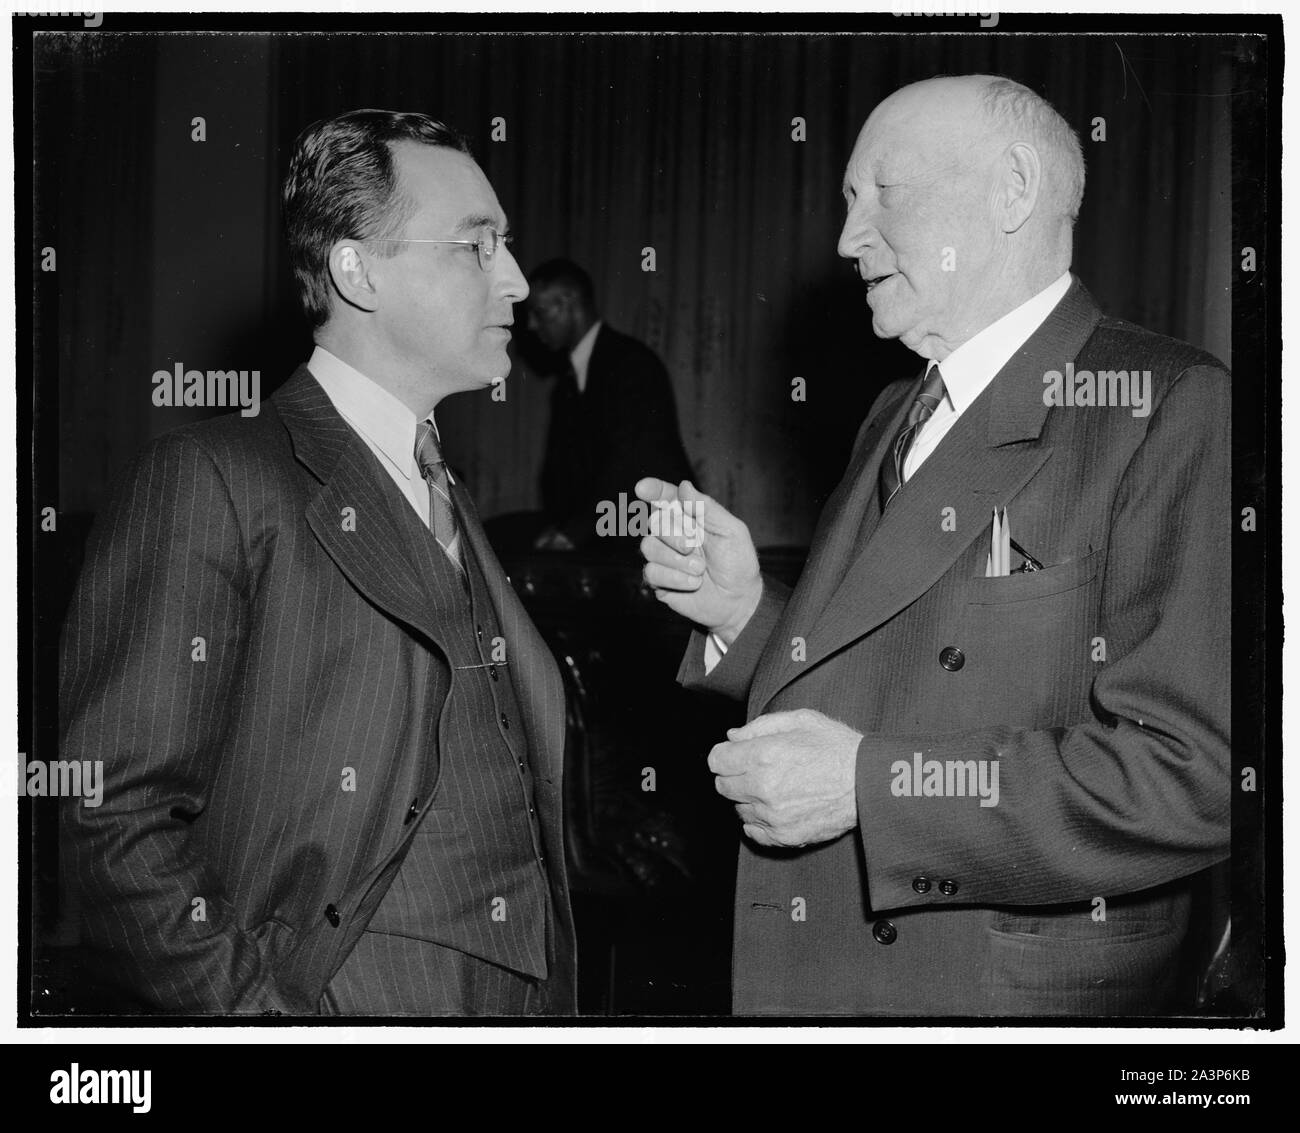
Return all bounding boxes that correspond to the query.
[944,549,1105,730]
[964,548,1101,605]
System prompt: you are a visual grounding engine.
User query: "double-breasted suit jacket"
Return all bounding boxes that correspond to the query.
[680,279,1231,1016]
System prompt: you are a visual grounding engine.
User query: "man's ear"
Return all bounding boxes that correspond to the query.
[327,241,381,314]
[998,141,1042,234]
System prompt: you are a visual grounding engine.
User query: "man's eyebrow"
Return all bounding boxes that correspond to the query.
[452,213,500,234]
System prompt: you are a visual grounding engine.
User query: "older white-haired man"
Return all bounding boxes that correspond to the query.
[638,74,1230,1016]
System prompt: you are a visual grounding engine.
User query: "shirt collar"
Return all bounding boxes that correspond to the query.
[307,345,431,481]
[569,320,603,388]
[930,270,1073,415]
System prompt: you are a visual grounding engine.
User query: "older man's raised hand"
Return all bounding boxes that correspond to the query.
[635,477,762,644]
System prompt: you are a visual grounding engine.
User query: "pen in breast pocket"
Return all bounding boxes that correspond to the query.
[986,508,1008,576]
[986,508,1044,575]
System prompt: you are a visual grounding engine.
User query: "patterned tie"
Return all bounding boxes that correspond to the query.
[878,363,948,511]
[415,420,465,574]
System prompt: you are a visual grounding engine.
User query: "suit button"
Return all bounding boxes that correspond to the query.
[872,919,897,945]
[939,646,965,671]
[324,904,341,928]
[911,876,931,894]
[476,624,484,640]
[517,760,526,771]
[489,665,499,681]
[939,879,960,896]
[405,798,419,824]
[500,713,510,730]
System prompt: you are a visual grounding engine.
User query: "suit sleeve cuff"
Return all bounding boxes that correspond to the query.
[854,733,988,913]
[676,575,791,703]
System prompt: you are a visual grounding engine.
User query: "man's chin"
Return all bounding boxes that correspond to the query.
[870,310,907,341]
[870,309,927,351]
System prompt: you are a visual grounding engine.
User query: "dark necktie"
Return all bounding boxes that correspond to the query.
[878,363,948,511]
[415,420,465,574]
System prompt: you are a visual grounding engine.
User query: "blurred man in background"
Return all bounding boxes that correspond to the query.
[526,259,695,551]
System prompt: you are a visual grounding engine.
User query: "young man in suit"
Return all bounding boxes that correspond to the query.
[638,74,1230,1015]
[60,110,576,1016]
[525,259,694,550]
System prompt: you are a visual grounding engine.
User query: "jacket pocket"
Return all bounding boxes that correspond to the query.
[989,884,1191,943]
[965,548,1101,605]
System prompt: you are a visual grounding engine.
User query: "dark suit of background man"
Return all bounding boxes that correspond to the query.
[639,74,1230,1016]
[60,110,576,1016]
[525,259,694,550]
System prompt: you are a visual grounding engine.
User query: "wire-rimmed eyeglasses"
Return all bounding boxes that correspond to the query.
[371,225,513,272]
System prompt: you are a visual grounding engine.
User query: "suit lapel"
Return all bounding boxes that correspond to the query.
[752,277,1104,712]
[274,367,447,649]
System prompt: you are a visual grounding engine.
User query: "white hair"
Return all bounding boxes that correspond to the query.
[980,77,1086,224]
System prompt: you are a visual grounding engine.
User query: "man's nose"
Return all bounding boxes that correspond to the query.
[496,245,529,304]
[837,201,876,262]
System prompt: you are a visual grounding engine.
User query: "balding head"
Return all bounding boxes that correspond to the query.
[838,74,1082,360]
[978,76,1085,222]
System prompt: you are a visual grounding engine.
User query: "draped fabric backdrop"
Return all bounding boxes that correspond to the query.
[44,31,1234,548]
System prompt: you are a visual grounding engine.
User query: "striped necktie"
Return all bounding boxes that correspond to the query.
[414,420,465,574]
[878,363,947,511]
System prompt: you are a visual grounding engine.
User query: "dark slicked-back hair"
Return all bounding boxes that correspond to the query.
[528,258,597,313]
[282,109,472,329]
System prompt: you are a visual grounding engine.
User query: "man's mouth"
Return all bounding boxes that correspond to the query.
[865,273,894,292]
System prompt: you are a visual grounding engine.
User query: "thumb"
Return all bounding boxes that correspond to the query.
[635,476,680,505]
[679,479,744,539]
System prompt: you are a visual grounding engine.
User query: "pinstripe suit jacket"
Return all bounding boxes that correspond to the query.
[60,367,576,1014]
[681,279,1231,1015]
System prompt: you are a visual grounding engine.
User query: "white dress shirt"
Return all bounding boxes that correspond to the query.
[569,320,603,393]
[903,270,1072,478]
[705,269,1073,672]
[307,345,439,527]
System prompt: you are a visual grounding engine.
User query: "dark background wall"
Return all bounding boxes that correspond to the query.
[38,30,1234,547]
